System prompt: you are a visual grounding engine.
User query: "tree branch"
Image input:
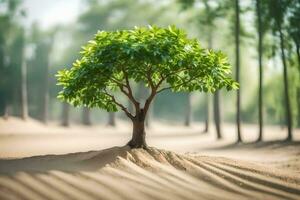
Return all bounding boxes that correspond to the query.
[153,67,190,90]
[143,67,190,115]
[103,89,134,120]
[121,68,140,113]
[146,65,155,90]
[157,73,200,94]
[143,89,156,115]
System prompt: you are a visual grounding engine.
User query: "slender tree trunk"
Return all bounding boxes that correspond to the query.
[127,111,147,148]
[278,24,293,140]
[296,44,300,127]
[185,93,192,126]
[203,94,210,132]
[42,58,49,124]
[214,91,222,139]
[296,44,300,72]
[82,107,91,125]
[256,0,263,142]
[0,39,7,119]
[61,102,70,127]
[203,31,213,133]
[235,0,242,142]
[21,48,28,120]
[208,28,223,139]
[107,112,116,126]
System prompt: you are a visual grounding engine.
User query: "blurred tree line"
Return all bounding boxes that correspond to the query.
[0,0,299,141]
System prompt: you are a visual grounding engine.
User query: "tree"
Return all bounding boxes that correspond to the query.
[235,0,242,142]
[177,0,226,136]
[288,0,300,127]
[0,0,23,119]
[20,28,28,120]
[255,0,263,141]
[57,26,238,148]
[267,0,293,140]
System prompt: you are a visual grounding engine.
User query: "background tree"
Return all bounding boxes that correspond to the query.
[254,0,271,141]
[20,27,28,120]
[61,102,70,127]
[107,112,116,126]
[287,0,300,127]
[235,0,242,142]
[184,93,192,126]
[0,0,24,119]
[178,0,226,137]
[266,0,293,140]
[82,107,92,125]
[57,26,238,148]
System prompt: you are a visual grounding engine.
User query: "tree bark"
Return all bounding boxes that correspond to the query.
[214,91,222,139]
[21,47,28,120]
[107,112,116,126]
[256,0,263,142]
[61,102,70,127]
[185,93,192,126]
[235,0,242,142]
[278,23,293,140]
[127,111,147,148]
[82,107,92,125]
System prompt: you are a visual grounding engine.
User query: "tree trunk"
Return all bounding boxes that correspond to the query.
[42,57,49,124]
[296,44,300,72]
[203,94,210,132]
[107,112,116,126]
[235,0,242,142]
[278,24,293,140]
[127,111,147,148]
[185,93,192,126]
[204,31,211,132]
[214,91,222,139]
[61,102,70,127]
[82,107,92,125]
[207,26,222,138]
[256,0,263,142]
[21,48,28,120]
[296,43,300,127]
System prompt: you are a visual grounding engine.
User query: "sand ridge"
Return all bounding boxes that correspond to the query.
[0,146,299,200]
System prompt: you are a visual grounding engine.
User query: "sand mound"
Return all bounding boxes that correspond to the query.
[0,147,299,200]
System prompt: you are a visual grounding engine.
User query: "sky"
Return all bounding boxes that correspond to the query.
[22,0,81,29]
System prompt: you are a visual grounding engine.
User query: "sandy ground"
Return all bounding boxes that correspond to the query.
[0,117,300,200]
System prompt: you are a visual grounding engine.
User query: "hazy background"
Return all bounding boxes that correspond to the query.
[0,0,299,129]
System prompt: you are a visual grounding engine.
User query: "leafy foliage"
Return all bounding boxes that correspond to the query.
[57,25,238,114]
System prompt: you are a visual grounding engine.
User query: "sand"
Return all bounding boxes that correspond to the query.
[0,117,300,200]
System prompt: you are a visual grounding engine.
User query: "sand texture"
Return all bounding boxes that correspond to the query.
[0,117,300,200]
[0,146,299,200]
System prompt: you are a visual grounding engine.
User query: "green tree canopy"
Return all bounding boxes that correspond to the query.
[57,25,238,120]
